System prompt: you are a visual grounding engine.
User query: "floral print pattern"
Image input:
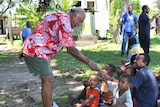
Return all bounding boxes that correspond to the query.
[22,12,74,61]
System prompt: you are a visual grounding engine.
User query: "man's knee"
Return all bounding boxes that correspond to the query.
[41,75,54,85]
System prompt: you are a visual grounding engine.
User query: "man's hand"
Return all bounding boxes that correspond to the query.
[88,61,100,71]
[135,28,139,34]
[120,31,122,35]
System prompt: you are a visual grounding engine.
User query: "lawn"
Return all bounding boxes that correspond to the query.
[0,30,160,106]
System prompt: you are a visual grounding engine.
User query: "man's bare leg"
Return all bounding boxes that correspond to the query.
[41,75,54,107]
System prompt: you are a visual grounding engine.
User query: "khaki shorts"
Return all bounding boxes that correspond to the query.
[23,54,53,76]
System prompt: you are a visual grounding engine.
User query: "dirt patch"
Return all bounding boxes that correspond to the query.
[0,48,84,107]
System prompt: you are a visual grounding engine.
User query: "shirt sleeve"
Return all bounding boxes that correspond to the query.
[122,13,126,23]
[22,28,26,37]
[124,89,133,107]
[132,71,143,89]
[134,14,138,23]
[58,15,74,47]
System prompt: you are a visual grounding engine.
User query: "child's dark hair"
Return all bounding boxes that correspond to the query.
[126,65,136,76]
[120,73,132,83]
[108,64,117,73]
[128,37,137,49]
[130,54,137,65]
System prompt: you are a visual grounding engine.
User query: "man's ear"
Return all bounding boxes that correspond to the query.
[73,12,78,18]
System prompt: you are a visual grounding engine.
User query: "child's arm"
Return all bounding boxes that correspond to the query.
[82,94,95,106]
[75,95,95,107]
[101,73,119,83]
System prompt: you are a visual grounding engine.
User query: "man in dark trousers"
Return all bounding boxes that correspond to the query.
[138,5,157,54]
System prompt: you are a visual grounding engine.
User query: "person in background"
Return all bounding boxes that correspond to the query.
[120,5,138,56]
[19,21,31,61]
[138,5,157,54]
[22,7,100,107]
[22,21,32,43]
[132,53,158,107]
[128,37,144,62]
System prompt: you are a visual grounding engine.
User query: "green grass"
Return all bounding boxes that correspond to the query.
[0,39,21,62]
[0,30,160,106]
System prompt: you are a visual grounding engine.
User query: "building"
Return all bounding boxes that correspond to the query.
[0,15,8,35]
[72,0,110,39]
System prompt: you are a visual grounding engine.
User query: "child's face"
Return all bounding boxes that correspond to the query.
[102,64,114,77]
[118,77,130,90]
[125,68,132,75]
[89,75,99,88]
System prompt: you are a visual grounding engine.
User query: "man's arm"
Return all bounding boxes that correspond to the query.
[149,15,157,24]
[66,46,100,71]
[135,22,138,34]
[120,22,123,35]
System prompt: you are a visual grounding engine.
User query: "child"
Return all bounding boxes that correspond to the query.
[128,37,144,62]
[112,73,133,107]
[100,64,118,106]
[125,65,136,77]
[71,64,117,107]
[74,74,100,107]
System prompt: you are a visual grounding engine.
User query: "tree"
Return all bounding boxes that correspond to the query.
[36,0,78,14]
[109,0,122,40]
[113,0,130,43]
[0,0,17,17]
[14,4,42,28]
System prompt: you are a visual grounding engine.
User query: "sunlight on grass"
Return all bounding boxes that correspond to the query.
[0,32,160,106]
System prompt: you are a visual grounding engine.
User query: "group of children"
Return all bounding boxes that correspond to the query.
[67,36,147,107]
[68,61,137,107]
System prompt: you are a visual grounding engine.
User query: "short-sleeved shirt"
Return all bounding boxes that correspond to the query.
[22,27,31,38]
[22,12,74,61]
[132,66,158,106]
[128,44,144,62]
[86,86,100,107]
[116,88,133,107]
[106,81,119,104]
[138,12,150,41]
[122,13,138,33]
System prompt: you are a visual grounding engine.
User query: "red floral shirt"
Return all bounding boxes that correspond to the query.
[22,12,74,61]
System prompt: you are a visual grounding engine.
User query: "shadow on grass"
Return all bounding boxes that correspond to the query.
[0,42,7,45]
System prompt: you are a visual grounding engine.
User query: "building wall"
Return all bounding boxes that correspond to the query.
[73,0,110,38]
[0,16,8,34]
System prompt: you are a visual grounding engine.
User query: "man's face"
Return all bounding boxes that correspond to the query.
[134,55,146,69]
[71,13,85,28]
[146,7,150,14]
[128,6,133,13]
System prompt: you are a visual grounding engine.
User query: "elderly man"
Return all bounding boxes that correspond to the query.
[22,7,100,107]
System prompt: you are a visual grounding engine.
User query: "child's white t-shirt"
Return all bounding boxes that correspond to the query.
[106,81,133,107]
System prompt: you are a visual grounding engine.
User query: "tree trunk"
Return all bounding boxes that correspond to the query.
[113,0,130,43]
